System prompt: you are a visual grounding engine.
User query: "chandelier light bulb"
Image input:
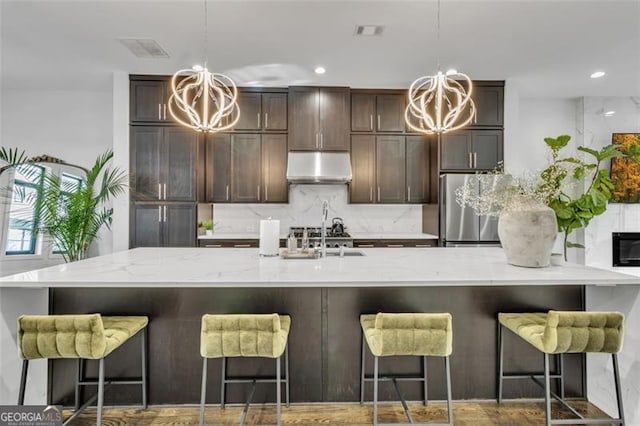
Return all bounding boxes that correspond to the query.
[314,66,326,75]
[590,71,606,79]
[445,69,457,76]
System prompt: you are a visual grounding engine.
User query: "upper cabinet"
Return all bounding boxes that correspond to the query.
[234,91,288,131]
[472,84,504,127]
[130,79,172,123]
[351,92,405,133]
[440,130,503,172]
[289,87,350,151]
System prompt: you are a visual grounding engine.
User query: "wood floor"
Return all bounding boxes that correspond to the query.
[65,400,613,425]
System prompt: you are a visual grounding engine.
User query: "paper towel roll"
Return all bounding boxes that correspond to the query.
[259,218,280,257]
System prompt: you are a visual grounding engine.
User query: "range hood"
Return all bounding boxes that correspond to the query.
[286,152,352,184]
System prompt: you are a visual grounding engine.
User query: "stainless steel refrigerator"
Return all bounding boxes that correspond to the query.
[439,174,501,247]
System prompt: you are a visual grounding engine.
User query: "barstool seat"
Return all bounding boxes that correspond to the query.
[199,313,291,426]
[497,310,625,425]
[360,313,454,426]
[17,314,149,426]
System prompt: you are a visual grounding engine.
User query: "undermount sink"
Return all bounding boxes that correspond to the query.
[325,250,366,257]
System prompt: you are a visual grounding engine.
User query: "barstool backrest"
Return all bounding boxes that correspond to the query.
[543,310,624,354]
[18,314,107,360]
[200,314,287,358]
[371,313,452,357]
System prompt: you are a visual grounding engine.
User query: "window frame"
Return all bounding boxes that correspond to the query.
[4,165,45,256]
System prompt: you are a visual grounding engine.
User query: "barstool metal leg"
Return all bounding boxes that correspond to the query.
[497,323,504,403]
[220,357,226,409]
[141,328,147,409]
[360,332,366,405]
[18,360,28,405]
[276,355,282,426]
[373,356,379,426]
[285,344,290,408]
[558,353,564,400]
[75,359,83,410]
[199,358,208,426]
[445,356,453,426]
[423,356,428,406]
[97,358,105,426]
[612,354,626,425]
[543,353,551,426]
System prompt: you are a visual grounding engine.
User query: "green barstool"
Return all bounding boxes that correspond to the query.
[17,314,149,426]
[498,310,625,425]
[360,313,453,426]
[199,313,291,426]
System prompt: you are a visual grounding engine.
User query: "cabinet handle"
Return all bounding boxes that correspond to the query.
[387,244,404,248]
[377,114,381,130]
[377,186,381,202]
[163,205,167,222]
[205,244,222,248]
[226,185,229,201]
[234,244,251,248]
[158,183,162,200]
[468,152,473,168]
[370,115,373,130]
[265,185,268,201]
[163,183,167,200]
[265,113,269,129]
[163,104,167,120]
[407,186,411,201]
[357,244,375,248]
[473,152,477,168]
[258,185,261,201]
[320,133,324,149]
[316,133,319,149]
[158,206,162,222]
[158,103,162,120]
[370,187,373,202]
[257,113,261,128]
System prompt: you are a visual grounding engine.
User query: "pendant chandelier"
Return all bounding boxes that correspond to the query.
[168,0,239,133]
[405,0,476,134]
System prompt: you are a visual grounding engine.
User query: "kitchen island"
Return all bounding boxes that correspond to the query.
[1,247,638,418]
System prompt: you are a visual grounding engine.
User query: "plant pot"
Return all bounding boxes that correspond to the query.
[498,206,558,268]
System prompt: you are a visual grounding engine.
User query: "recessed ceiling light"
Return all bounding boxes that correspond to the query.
[590,71,606,79]
[603,110,616,117]
[314,66,326,75]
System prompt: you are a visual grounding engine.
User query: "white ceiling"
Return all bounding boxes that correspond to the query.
[1,0,639,97]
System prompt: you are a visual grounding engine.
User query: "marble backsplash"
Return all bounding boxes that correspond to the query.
[211,184,424,234]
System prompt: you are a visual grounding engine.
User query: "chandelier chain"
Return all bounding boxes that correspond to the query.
[436,0,441,71]
[203,0,208,68]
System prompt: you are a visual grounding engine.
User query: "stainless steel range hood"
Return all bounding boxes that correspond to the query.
[286,152,352,184]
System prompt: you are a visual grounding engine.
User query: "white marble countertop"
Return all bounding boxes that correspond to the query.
[1,247,638,288]
[198,232,438,240]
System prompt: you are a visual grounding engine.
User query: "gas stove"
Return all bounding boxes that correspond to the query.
[289,227,353,248]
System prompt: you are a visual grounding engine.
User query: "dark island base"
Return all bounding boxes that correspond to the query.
[49,286,584,406]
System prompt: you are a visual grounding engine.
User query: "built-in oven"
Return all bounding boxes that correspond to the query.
[612,232,640,267]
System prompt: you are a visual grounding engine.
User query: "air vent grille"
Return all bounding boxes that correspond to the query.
[117,38,169,58]
[354,25,384,36]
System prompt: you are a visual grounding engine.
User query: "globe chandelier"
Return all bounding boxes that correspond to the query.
[405,0,476,134]
[168,0,239,133]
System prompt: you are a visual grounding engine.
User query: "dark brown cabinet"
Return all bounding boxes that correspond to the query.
[352,92,405,132]
[441,130,503,171]
[131,203,196,248]
[350,135,376,203]
[376,136,406,203]
[405,136,432,204]
[130,79,171,123]
[472,84,504,127]
[289,87,350,151]
[234,92,287,131]
[130,126,199,202]
[206,134,288,203]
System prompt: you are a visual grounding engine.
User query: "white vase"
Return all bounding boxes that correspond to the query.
[498,206,558,268]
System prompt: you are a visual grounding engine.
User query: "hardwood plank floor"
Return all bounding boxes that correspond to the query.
[65,401,613,425]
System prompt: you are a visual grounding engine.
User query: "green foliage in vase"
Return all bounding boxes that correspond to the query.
[540,135,624,260]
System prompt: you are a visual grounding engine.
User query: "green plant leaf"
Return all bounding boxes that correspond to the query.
[578,146,599,159]
[566,241,585,249]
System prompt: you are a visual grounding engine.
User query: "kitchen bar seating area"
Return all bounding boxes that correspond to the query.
[2,0,640,425]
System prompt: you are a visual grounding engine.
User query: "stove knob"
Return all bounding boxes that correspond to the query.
[334,243,340,248]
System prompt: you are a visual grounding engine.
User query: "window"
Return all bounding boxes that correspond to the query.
[5,165,44,255]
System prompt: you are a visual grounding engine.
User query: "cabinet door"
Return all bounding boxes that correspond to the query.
[472,130,503,170]
[376,94,405,132]
[164,128,198,201]
[235,93,262,130]
[319,88,350,151]
[261,134,288,203]
[405,136,430,203]
[473,86,504,127]
[376,136,406,203]
[131,203,162,247]
[231,134,262,202]
[441,131,473,171]
[263,93,287,130]
[205,134,231,202]
[350,135,375,203]
[288,87,319,150]
[351,93,375,132]
[130,127,163,201]
[130,80,166,122]
[163,203,196,247]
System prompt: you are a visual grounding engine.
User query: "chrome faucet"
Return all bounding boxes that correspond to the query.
[321,199,329,257]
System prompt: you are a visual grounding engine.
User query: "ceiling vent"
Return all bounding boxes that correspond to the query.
[117,39,169,58]
[354,25,384,36]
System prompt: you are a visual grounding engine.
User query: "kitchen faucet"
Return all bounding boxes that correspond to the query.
[321,199,329,257]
